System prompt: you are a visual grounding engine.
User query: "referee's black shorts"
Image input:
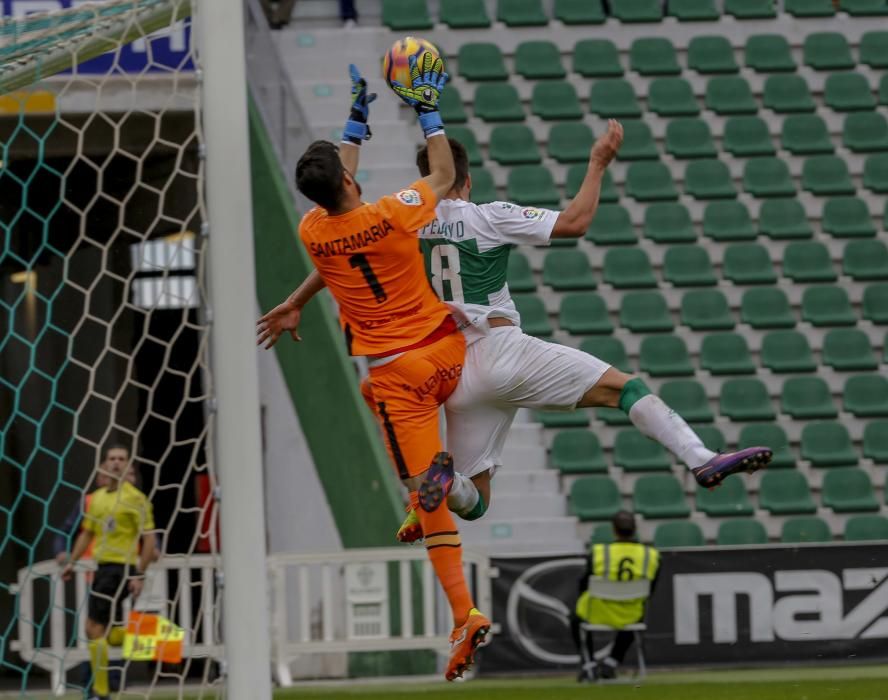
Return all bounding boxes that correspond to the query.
[87,563,129,627]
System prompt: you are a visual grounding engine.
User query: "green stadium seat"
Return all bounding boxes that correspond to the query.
[802,286,856,326]
[537,408,590,428]
[781,115,834,155]
[781,516,831,542]
[440,0,491,27]
[439,86,467,124]
[508,165,560,206]
[878,74,888,104]
[590,79,641,118]
[802,156,855,196]
[590,523,615,545]
[685,159,737,199]
[864,421,888,462]
[822,197,876,238]
[534,83,583,121]
[681,289,735,330]
[507,252,536,293]
[515,41,565,79]
[640,335,694,376]
[761,330,817,373]
[785,0,836,15]
[864,154,888,192]
[801,421,858,467]
[610,0,663,22]
[843,113,888,152]
[703,201,756,241]
[382,0,433,29]
[688,35,739,74]
[644,203,696,243]
[741,288,796,329]
[782,376,838,419]
[844,374,888,417]
[759,199,813,239]
[559,293,613,334]
[840,0,888,15]
[845,515,888,541]
[490,125,539,165]
[547,122,591,162]
[617,120,659,160]
[705,76,758,115]
[825,72,877,111]
[513,293,552,337]
[695,426,727,453]
[721,378,777,421]
[450,127,483,166]
[844,240,888,280]
[743,157,796,197]
[573,39,623,77]
[663,245,717,287]
[630,37,680,76]
[475,83,525,122]
[697,475,754,516]
[668,0,720,20]
[648,78,700,117]
[633,475,691,518]
[763,75,816,113]
[821,314,874,353]
[860,31,888,68]
[661,379,714,422]
[823,468,879,513]
[554,0,606,23]
[760,472,818,515]
[552,430,607,474]
[497,0,547,25]
[543,249,596,290]
[469,167,497,203]
[570,476,621,520]
[745,34,796,72]
[666,119,717,159]
[739,423,795,468]
[726,0,776,17]
[585,204,636,245]
[626,161,679,201]
[783,241,837,283]
[723,117,776,157]
[700,333,756,375]
[581,336,632,373]
[863,284,888,323]
[620,291,674,332]
[458,44,508,81]
[615,428,672,471]
[654,522,705,548]
[717,520,769,546]
[603,248,657,288]
[723,243,778,284]
[804,33,855,71]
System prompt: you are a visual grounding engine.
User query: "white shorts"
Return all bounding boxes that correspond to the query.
[445,326,611,478]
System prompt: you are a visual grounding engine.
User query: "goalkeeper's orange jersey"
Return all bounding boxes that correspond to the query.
[299,179,450,357]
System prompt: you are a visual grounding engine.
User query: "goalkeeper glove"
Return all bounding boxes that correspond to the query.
[343,63,377,145]
[390,51,449,138]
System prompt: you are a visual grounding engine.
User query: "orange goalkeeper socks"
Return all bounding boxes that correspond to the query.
[410,491,474,626]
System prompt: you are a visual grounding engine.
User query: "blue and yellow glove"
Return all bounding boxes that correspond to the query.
[343,63,377,145]
[390,51,448,138]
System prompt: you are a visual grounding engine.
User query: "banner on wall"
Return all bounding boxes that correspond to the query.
[479,544,888,672]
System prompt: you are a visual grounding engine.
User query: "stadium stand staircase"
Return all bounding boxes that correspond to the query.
[270,0,888,553]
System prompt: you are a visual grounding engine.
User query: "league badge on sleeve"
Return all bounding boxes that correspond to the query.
[396,189,423,206]
[521,207,543,220]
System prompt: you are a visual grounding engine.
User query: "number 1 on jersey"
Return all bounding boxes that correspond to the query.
[349,253,387,303]
[429,244,464,303]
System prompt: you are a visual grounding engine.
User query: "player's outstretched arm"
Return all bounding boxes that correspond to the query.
[256,270,327,348]
[422,130,456,202]
[551,119,623,239]
[341,64,376,175]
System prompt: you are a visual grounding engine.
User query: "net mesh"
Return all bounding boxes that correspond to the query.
[0,1,222,696]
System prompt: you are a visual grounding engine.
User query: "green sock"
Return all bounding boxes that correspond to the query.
[461,493,487,521]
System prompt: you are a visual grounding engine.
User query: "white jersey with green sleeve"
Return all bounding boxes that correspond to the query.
[418,199,558,343]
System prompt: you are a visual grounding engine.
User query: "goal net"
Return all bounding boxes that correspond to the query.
[0,1,224,696]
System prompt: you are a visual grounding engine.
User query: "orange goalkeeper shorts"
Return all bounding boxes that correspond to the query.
[361,329,466,480]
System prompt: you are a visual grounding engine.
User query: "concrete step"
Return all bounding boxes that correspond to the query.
[459,515,581,550]
[465,539,585,557]
[484,493,566,520]
[493,469,559,495]
[292,81,405,123]
[499,444,548,471]
[504,422,545,450]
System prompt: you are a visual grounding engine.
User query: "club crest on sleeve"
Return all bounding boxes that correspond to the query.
[396,189,423,206]
[521,207,542,220]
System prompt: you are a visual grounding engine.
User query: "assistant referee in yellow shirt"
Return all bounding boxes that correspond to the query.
[61,444,156,700]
